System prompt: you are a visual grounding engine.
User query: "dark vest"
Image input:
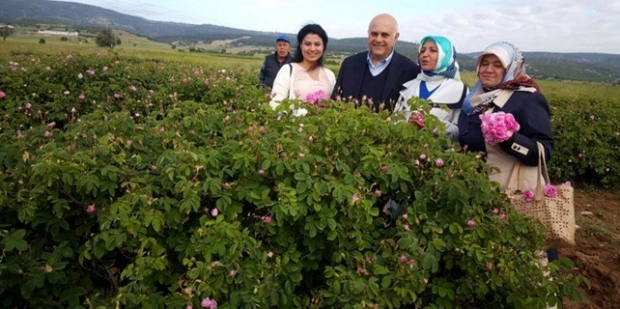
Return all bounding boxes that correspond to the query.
[261,53,292,88]
[359,63,391,111]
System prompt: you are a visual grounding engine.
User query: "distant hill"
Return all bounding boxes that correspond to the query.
[1,0,619,83]
[459,52,620,84]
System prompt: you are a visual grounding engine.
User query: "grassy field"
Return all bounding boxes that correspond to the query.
[2,35,620,100]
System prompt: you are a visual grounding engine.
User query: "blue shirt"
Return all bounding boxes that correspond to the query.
[366,49,395,76]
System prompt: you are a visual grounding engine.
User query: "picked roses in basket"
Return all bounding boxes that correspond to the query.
[479,112,520,145]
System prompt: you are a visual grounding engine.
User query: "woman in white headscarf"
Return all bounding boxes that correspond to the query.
[458,41,552,191]
[395,35,467,142]
[458,42,559,306]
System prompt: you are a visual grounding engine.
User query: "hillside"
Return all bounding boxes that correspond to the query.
[1,0,619,83]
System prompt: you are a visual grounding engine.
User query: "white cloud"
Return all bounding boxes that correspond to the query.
[52,0,620,53]
[393,0,620,53]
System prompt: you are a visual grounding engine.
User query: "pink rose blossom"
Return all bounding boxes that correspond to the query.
[204,79,209,86]
[79,94,86,100]
[86,204,96,214]
[114,93,121,99]
[103,66,108,71]
[399,255,408,264]
[435,158,444,167]
[467,220,476,227]
[409,110,425,128]
[200,297,218,309]
[129,86,137,92]
[524,190,535,202]
[0,91,5,99]
[45,66,51,71]
[564,181,572,186]
[352,193,359,203]
[303,90,329,105]
[66,54,73,60]
[210,208,219,217]
[374,190,382,196]
[401,214,408,220]
[267,251,274,259]
[25,102,32,109]
[44,131,53,138]
[186,306,193,309]
[258,169,266,176]
[479,112,520,145]
[486,262,493,270]
[381,165,388,173]
[419,153,427,160]
[498,213,507,220]
[263,216,272,224]
[229,270,237,277]
[492,208,499,214]
[543,184,557,197]
[403,223,410,230]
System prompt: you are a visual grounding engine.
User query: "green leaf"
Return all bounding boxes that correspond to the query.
[373,265,389,275]
[381,275,392,288]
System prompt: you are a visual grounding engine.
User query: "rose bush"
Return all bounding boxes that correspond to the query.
[0,52,593,308]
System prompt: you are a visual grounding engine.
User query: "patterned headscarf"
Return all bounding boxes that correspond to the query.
[461,41,540,115]
[419,35,459,80]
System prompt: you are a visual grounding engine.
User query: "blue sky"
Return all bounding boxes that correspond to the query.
[54,0,619,54]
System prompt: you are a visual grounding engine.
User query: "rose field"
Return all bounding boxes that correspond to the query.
[0,42,619,309]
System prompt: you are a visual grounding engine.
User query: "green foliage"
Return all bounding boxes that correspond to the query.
[0,24,15,41]
[547,95,620,186]
[96,29,119,48]
[39,38,46,44]
[0,52,592,308]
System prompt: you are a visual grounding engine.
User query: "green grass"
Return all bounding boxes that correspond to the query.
[460,72,620,101]
[2,37,620,100]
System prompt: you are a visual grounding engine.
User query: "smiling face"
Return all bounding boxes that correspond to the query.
[300,33,324,64]
[418,40,439,72]
[478,54,506,88]
[367,15,399,62]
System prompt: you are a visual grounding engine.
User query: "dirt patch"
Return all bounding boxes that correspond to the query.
[562,188,620,309]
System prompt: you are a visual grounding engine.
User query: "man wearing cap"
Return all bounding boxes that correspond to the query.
[259,35,293,88]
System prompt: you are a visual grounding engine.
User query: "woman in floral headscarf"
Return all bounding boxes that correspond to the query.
[458,42,558,274]
[395,35,467,142]
[458,41,552,191]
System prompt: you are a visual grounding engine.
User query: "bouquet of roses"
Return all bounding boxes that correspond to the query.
[479,112,520,145]
[303,90,329,106]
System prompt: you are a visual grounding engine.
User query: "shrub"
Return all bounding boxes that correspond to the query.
[39,38,46,44]
[0,53,591,308]
[547,95,620,186]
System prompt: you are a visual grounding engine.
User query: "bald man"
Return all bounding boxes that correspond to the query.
[332,13,420,112]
